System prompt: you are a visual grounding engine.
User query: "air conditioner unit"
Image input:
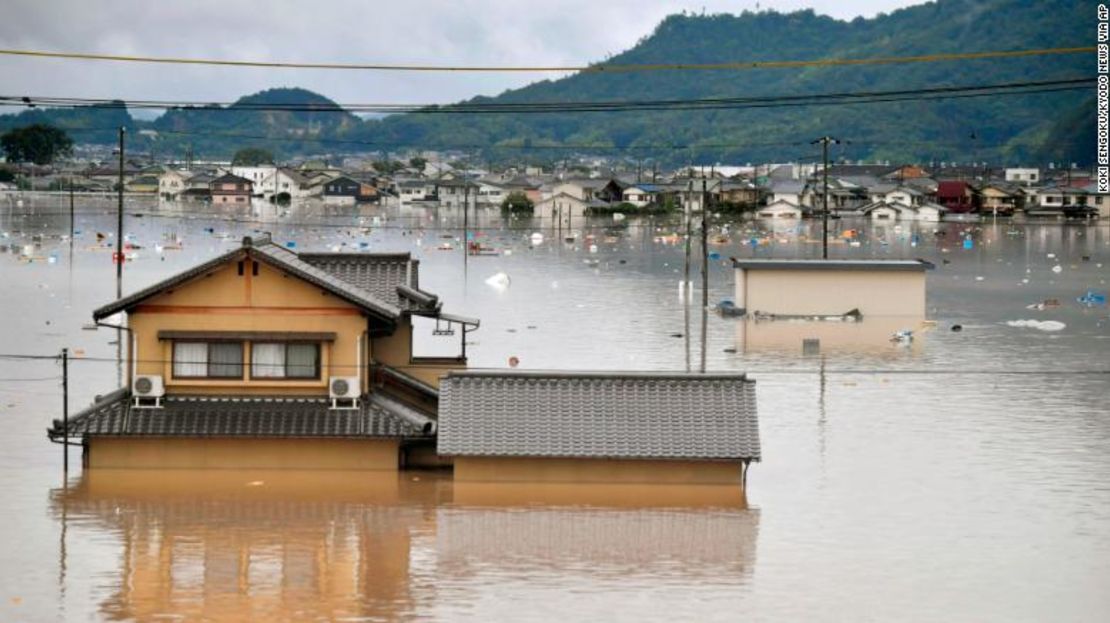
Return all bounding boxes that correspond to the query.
[329,376,361,409]
[132,375,165,408]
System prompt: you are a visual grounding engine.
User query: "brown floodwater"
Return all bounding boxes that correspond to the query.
[1,197,1109,621]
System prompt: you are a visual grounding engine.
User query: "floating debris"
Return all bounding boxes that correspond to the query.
[1005,319,1066,332]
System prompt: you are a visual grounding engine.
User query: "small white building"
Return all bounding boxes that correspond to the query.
[756,199,803,219]
[882,187,924,207]
[620,184,659,207]
[1005,168,1040,185]
[231,165,278,196]
[915,202,947,222]
[475,181,507,207]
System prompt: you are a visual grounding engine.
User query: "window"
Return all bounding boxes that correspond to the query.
[173,342,244,378]
[251,343,320,379]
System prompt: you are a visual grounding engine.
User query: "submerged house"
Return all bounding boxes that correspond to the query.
[49,236,478,470]
[732,259,933,318]
[49,238,762,484]
[438,371,760,485]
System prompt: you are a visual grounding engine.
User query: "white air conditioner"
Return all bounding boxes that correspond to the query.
[132,375,165,408]
[329,376,361,409]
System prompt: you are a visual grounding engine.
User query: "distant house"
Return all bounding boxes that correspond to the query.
[534,192,588,228]
[1081,183,1110,218]
[231,165,277,196]
[935,181,975,213]
[756,199,803,219]
[264,167,316,201]
[719,180,762,206]
[881,186,924,207]
[1005,168,1040,185]
[475,181,508,207]
[209,173,253,205]
[859,201,916,220]
[769,180,806,206]
[125,175,160,194]
[322,176,365,205]
[158,170,190,200]
[397,179,436,207]
[977,184,1017,215]
[620,184,660,207]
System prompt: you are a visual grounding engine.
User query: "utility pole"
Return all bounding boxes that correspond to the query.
[68,178,74,241]
[683,180,693,301]
[61,348,68,473]
[116,126,125,298]
[700,177,709,374]
[811,136,839,260]
[463,183,470,272]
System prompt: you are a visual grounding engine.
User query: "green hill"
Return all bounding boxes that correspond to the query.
[355,0,1095,165]
[0,0,1095,165]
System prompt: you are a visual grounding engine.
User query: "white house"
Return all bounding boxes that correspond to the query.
[397,179,437,207]
[260,168,318,201]
[769,181,806,206]
[1005,168,1040,185]
[859,201,916,220]
[535,192,588,229]
[620,184,660,207]
[882,186,924,207]
[756,199,803,219]
[231,165,278,196]
[915,202,947,222]
[1081,183,1110,218]
[475,181,507,207]
[157,169,190,200]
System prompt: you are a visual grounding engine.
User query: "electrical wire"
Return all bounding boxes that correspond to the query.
[0,78,1093,115]
[0,46,1091,73]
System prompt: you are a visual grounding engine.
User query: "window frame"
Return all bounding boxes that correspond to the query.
[172,340,245,380]
[248,341,322,381]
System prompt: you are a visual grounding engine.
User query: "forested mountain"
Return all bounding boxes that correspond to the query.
[0,0,1095,165]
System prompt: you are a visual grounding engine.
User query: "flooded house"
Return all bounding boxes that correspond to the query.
[49,236,478,470]
[437,371,760,485]
[209,173,253,205]
[730,259,932,354]
[731,258,933,318]
[49,237,762,485]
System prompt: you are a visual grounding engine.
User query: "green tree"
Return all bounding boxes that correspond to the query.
[500,191,534,213]
[231,147,275,166]
[408,156,428,170]
[371,159,405,175]
[0,124,73,165]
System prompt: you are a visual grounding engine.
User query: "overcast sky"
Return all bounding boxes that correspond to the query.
[0,0,923,115]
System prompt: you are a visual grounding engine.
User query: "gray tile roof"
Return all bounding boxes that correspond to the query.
[299,253,439,313]
[438,371,760,461]
[92,239,404,322]
[49,390,428,440]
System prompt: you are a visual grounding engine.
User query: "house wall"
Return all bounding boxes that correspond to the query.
[128,259,370,396]
[738,268,926,316]
[453,456,745,485]
[371,322,463,388]
[88,437,400,469]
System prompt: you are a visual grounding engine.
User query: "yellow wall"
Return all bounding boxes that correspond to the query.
[740,268,926,317]
[129,258,371,396]
[371,321,463,388]
[453,456,745,485]
[89,437,400,470]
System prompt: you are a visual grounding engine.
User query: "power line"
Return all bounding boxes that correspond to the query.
[0,46,1092,73]
[0,353,1107,376]
[0,78,1092,115]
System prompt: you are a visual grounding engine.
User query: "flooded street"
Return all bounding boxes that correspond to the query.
[2,197,1109,621]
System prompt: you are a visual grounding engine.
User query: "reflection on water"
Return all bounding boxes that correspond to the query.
[51,470,756,621]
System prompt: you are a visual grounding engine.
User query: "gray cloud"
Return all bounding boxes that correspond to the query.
[0,0,923,108]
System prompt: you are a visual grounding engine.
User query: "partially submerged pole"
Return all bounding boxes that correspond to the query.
[61,348,68,474]
[116,126,125,299]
